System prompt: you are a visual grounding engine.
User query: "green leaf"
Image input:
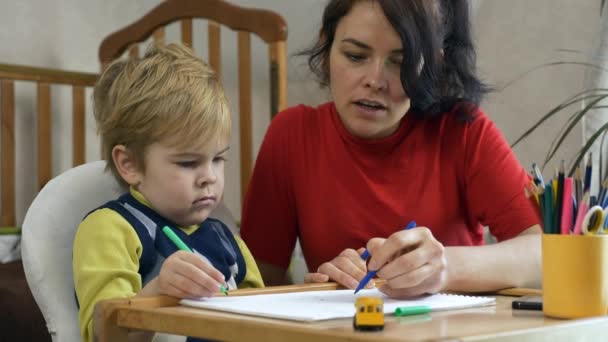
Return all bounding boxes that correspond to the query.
[511,89,608,147]
[542,94,608,169]
[499,62,608,91]
[567,121,608,176]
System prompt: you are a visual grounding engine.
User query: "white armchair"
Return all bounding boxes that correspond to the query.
[20,160,237,341]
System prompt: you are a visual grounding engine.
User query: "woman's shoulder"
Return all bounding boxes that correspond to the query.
[439,102,489,124]
[268,102,335,134]
[434,103,512,159]
[418,103,503,157]
[274,102,333,121]
[432,103,495,136]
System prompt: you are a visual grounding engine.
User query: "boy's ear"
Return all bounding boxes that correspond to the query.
[112,145,142,186]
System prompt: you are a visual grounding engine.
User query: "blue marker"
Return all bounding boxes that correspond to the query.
[354,220,416,294]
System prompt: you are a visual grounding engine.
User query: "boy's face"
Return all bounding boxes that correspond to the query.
[134,138,228,227]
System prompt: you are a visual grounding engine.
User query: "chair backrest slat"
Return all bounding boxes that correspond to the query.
[208,21,221,79]
[153,27,165,45]
[37,83,52,190]
[0,64,97,86]
[98,0,287,204]
[1,80,15,226]
[72,86,86,166]
[269,41,288,118]
[181,19,193,48]
[98,0,287,63]
[237,31,252,200]
[129,45,139,60]
[0,64,97,227]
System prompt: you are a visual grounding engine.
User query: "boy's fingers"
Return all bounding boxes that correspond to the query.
[177,252,226,285]
[166,254,226,295]
[173,269,223,297]
[161,272,199,297]
[164,282,193,298]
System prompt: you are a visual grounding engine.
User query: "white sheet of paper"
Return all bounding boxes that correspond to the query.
[180,288,495,322]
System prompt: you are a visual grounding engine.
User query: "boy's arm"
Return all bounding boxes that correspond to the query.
[234,236,265,288]
[73,209,143,342]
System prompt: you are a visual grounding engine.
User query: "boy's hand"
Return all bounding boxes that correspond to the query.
[158,250,226,298]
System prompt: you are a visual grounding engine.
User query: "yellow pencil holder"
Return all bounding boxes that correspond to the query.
[542,233,608,319]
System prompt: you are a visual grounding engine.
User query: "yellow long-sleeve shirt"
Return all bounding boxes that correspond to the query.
[73,189,263,342]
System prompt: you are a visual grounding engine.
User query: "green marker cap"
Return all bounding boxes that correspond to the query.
[220,285,229,295]
[394,305,432,317]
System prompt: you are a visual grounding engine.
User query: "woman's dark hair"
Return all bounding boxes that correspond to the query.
[299,0,490,119]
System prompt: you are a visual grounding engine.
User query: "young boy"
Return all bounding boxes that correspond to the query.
[73,43,263,342]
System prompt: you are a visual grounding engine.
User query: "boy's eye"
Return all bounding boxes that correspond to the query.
[176,161,199,168]
[213,156,227,163]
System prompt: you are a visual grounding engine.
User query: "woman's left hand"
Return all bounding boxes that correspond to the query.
[367,226,448,297]
[304,247,373,289]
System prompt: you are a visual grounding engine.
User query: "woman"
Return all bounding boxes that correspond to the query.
[241,0,541,298]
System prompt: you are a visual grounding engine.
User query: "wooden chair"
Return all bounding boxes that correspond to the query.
[98,0,288,202]
[0,63,97,342]
[0,64,97,229]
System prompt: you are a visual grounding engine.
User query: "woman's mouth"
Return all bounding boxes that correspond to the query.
[353,100,387,118]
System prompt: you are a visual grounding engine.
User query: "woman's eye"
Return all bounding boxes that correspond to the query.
[176,161,198,168]
[390,58,403,66]
[345,52,365,62]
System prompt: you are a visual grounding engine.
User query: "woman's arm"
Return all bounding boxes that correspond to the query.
[370,224,541,298]
[445,225,541,292]
[308,224,541,297]
[241,110,302,284]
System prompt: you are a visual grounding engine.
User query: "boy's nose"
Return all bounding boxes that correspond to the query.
[197,166,217,187]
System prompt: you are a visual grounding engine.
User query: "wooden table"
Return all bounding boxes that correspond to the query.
[94,284,608,342]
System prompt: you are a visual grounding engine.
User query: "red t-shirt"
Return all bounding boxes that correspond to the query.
[241,102,540,272]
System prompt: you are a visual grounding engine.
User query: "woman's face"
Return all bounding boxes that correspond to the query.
[328,1,410,139]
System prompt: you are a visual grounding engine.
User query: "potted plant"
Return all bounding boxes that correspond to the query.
[511,1,608,182]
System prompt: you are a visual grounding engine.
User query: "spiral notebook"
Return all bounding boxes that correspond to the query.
[180,288,495,322]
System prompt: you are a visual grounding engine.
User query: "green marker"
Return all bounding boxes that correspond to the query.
[394,305,432,317]
[162,226,229,295]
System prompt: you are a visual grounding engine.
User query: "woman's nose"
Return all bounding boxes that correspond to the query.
[364,62,388,91]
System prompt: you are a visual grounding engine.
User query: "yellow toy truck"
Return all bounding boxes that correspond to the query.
[353,296,384,331]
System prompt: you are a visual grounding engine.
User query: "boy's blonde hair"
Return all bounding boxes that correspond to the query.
[93,43,231,186]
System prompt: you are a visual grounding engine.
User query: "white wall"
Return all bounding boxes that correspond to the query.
[475,0,601,180]
[0,1,161,223]
[0,0,602,224]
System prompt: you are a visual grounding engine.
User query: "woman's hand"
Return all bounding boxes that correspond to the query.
[304,226,447,297]
[304,247,375,289]
[155,250,226,298]
[367,226,448,297]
